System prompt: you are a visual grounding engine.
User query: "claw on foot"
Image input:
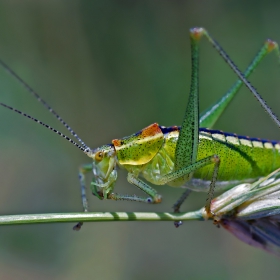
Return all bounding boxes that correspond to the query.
[174,221,183,228]
[73,222,83,231]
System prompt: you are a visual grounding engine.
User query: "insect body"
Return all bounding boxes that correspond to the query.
[92,124,280,199]
[1,28,280,229]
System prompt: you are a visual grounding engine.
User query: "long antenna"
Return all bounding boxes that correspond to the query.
[0,59,90,150]
[0,102,92,156]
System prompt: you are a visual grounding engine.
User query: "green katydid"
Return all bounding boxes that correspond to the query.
[1,27,280,230]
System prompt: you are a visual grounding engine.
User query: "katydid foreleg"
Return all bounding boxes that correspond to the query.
[97,173,162,204]
[79,163,93,212]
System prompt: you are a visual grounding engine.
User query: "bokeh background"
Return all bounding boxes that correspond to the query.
[0,1,279,279]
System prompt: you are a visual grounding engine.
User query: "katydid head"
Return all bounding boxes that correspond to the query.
[0,97,120,199]
[91,145,117,181]
[84,144,117,199]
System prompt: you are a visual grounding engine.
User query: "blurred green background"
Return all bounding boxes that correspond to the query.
[0,1,280,279]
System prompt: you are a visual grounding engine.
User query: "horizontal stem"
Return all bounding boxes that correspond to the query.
[0,210,205,226]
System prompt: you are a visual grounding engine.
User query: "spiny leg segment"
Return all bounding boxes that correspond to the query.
[201,28,280,128]
[79,163,93,212]
[73,163,93,231]
[170,29,221,224]
[170,28,202,226]
[200,38,280,128]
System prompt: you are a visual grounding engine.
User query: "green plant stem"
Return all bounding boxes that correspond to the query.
[0,210,205,226]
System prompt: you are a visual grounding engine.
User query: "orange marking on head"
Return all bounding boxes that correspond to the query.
[140,123,161,138]
[112,139,122,147]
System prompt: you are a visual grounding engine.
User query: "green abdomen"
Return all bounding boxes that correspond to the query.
[195,128,280,181]
[141,126,280,188]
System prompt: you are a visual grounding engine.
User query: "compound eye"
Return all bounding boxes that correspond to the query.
[95,151,104,161]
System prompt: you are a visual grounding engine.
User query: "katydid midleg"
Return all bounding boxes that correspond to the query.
[1,27,280,230]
